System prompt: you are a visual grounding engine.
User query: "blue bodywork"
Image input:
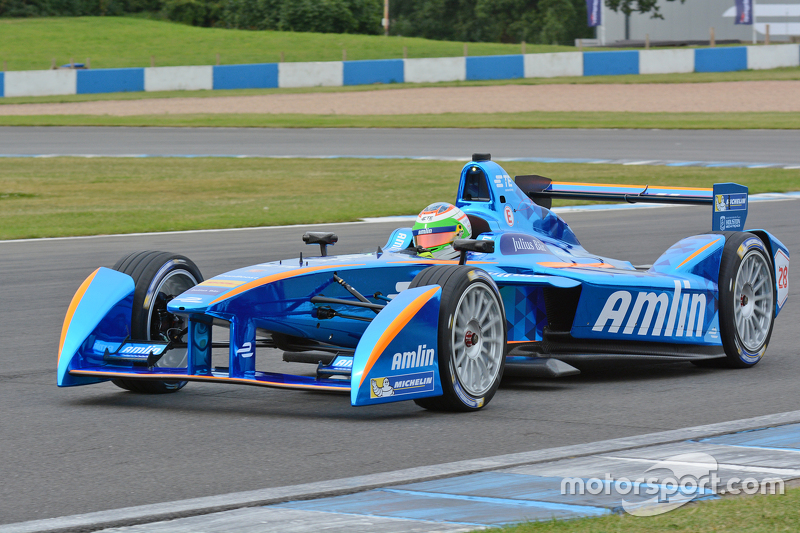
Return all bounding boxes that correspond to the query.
[58,159,790,406]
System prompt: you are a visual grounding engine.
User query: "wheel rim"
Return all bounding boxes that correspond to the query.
[734,250,773,353]
[451,282,504,397]
[146,268,198,368]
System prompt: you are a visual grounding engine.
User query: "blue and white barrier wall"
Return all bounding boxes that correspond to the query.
[2,44,798,98]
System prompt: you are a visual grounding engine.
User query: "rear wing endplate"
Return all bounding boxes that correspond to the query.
[516,176,748,231]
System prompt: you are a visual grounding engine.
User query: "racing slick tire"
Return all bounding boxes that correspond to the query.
[716,232,776,368]
[111,251,203,393]
[409,265,507,412]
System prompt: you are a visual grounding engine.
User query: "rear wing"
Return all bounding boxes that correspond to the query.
[516,175,748,232]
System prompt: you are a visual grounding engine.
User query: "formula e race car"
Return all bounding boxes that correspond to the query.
[58,154,790,412]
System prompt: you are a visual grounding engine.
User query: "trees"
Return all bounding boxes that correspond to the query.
[389,0,592,45]
[604,0,686,41]
[604,0,686,19]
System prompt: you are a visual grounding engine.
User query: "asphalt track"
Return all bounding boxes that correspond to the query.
[3,127,800,165]
[1,199,798,525]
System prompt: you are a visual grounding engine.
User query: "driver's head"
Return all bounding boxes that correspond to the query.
[412,202,472,252]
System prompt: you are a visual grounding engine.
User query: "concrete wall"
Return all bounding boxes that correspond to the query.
[524,52,583,78]
[343,59,404,85]
[404,57,466,83]
[5,69,76,97]
[3,45,798,98]
[467,55,524,80]
[144,66,213,92]
[279,61,343,88]
[639,49,695,75]
[695,47,748,73]
[747,43,800,69]
[584,50,639,76]
[213,64,279,90]
[77,68,144,94]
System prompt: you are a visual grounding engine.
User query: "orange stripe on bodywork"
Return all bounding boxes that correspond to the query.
[537,262,614,269]
[58,268,100,363]
[208,264,365,305]
[69,370,348,392]
[550,181,712,192]
[358,286,440,387]
[387,260,497,265]
[678,239,721,268]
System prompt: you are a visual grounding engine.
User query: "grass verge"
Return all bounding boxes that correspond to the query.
[0,158,797,240]
[0,16,563,72]
[476,487,800,533]
[1,111,798,129]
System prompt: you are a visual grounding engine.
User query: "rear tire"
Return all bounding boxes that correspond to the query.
[112,251,203,393]
[410,265,507,412]
[718,233,775,368]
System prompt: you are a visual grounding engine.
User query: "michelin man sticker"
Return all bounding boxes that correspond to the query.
[371,377,394,398]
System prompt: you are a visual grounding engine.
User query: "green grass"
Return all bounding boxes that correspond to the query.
[0,157,797,240]
[2,111,799,129]
[0,16,567,72]
[476,487,800,533]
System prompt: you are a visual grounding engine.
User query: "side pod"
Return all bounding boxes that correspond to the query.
[57,268,135,387]
[351,285,442,406]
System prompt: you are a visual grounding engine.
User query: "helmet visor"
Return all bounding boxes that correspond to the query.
[414,227,458,249]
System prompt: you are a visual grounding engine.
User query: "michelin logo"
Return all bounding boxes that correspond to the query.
[371,371,435,399]
[391,344,435,371]
[593,280,707,338]
[715,193,747,213]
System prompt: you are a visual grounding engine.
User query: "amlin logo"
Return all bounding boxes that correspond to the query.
[593,280,707,338]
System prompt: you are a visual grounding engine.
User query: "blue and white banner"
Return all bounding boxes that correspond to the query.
[735,0,753,24]
[586,0,602,27]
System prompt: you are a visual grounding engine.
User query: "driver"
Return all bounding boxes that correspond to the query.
[411,202,472,260]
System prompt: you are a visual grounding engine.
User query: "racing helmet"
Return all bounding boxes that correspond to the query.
[412,202,472,252]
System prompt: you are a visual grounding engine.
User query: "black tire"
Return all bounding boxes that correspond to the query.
[409,265,507,412]
[717,233,776,368]
[111,251,203,393]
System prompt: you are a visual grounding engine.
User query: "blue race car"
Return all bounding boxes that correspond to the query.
[58,154,790,411]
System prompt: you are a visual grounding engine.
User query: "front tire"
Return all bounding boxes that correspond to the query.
[112,251,203,393]
[410,265,507,412]
[718,233,775,368]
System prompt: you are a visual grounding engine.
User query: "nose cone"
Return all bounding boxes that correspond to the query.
[167,295,209,315]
